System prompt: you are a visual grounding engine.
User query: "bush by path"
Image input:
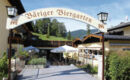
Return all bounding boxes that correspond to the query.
[105,51,130,80]
[0,52,8,79]
[28,57,46,65]
[77,64,98,74]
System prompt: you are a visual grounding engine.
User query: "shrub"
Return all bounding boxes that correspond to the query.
[77,64,98,74]
[105,51,130,80]
[28,57,46,65]
[16,46,29,60]
[0,52,8,77]
[16,49,29,60]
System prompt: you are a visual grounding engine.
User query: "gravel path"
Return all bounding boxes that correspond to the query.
[17,65,97,80]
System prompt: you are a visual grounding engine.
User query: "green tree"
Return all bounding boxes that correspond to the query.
[32,21,38,33]
[47,23,50,38]
[32,18,67,38]
[58,23,67,38]
[51,19,59,36]
[86,24,91,35]
[42,18,51,34]
[33,18,51,34]
[67,31,72,40]
[35,19,44,34]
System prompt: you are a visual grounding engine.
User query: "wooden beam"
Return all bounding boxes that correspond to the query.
[82,34,102,43]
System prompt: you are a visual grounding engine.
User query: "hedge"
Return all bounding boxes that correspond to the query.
[105,51,130,80]
[77,64,98,74]
[28,57,46,65]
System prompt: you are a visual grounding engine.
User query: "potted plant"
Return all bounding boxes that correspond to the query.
[18,51,29,60]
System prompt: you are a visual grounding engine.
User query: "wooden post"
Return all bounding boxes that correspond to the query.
[102,32,105,80]
[8,29,12,80]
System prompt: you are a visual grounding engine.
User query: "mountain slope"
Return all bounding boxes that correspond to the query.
[70,29,98,39]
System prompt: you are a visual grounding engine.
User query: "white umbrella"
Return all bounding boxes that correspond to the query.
[23,46,39,53]
[51,45,78,53]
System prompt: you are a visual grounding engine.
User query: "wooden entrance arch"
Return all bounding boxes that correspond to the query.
[6,8,107,32]
[6,8,107,80]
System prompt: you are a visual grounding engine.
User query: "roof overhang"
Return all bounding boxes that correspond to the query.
[82,34,102,42]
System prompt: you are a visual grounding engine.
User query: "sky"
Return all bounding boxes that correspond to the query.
[21,0,130,31]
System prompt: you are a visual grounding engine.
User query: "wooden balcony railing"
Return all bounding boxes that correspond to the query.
[8,37,24,44]
[24,40,72,47]
[9,36,72,47]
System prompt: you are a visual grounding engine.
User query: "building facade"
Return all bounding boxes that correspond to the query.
[0,0,11,55]
[0,0,33,56]
[73,22,130,65]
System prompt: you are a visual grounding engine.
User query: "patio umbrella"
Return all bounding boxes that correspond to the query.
[51,45,78,53]
[23,46,39,53]
[51,45,78,62]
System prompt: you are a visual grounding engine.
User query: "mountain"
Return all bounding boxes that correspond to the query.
[70,29,98,39]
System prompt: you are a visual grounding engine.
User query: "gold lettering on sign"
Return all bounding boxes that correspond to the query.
[88,19,92,23]
[56,9,64,15]
[98,24,104,29]
[25,13,33,19]
[25,11,54,19]
[32,12,37,17]
[56,9,93,23]
[10,20,18,25]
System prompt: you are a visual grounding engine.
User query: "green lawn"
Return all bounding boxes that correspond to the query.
[32,33,70,41]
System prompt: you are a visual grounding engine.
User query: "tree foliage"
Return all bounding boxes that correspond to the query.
[86,24,91,35]
[32,18,67,38]
[67,31,72,40]
[47,23,50,38]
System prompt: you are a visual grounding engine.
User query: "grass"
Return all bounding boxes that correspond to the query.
[32,32,70,41]
[77,64,98,74]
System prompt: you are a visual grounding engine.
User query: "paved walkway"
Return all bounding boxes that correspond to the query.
[17,65,97,80]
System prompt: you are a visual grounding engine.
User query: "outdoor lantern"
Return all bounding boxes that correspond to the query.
[6,6,17,17]
[97,12,108,23]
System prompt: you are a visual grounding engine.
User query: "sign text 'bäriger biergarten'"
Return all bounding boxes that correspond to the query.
[6,8,107,32]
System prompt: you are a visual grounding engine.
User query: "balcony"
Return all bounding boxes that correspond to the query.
[24,40,72,47]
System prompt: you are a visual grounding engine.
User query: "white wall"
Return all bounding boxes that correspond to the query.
[0,0,11,56]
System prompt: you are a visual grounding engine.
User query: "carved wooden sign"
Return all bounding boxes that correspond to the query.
[6,8,107,32]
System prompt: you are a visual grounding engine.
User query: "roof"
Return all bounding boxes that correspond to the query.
[8,0,33,31]
[73,38,82,43]
[83,34,102,42]
[94,22,130,34]
[108,22,130,31]
[97,34,130,40]
[110,43,130,46]
[8,0,25,14]
[83,34,130,43]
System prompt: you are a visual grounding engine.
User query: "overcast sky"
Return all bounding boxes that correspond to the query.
[21,0,130,31]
